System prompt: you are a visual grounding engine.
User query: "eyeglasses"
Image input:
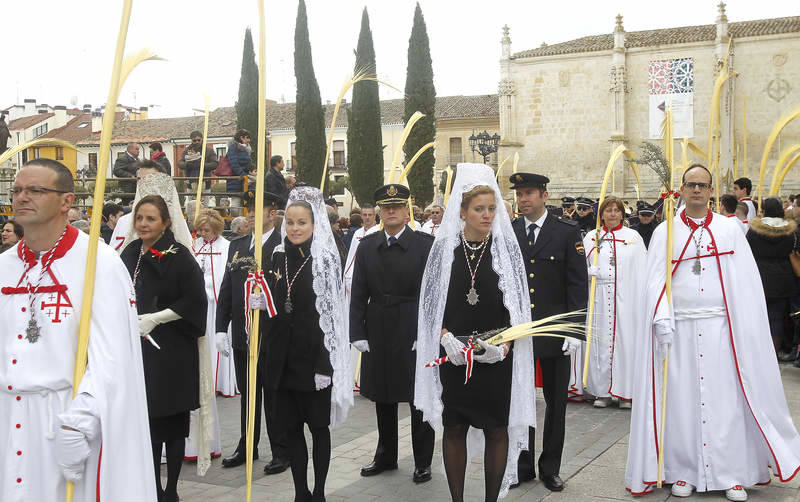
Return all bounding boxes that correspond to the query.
[191,138,203,143]
[11,185,71,199]
[683,182,712,190]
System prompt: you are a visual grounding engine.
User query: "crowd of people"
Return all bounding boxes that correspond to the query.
[2,155,800,502]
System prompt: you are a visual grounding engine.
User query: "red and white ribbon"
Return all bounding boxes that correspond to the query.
[425,336,476,384]
[244,271,277,337]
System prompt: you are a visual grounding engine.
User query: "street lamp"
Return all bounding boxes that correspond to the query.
[468,130,501,164]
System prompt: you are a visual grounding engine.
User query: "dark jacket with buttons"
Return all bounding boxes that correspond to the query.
[512,213,588,358]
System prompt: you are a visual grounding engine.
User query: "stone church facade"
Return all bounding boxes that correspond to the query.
[498,4,800,201]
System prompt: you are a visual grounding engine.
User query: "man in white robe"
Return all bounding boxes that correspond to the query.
[0,159,155,502]
[420,204,443,236]
[733,177,757,221]
[626,165,800,501]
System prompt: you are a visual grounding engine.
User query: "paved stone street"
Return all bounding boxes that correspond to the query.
[167,363,800,501]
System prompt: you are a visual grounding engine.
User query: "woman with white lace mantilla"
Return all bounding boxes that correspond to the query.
[256,185,352,502]
[415,164,536,501]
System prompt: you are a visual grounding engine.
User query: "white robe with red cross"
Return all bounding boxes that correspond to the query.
[0,225,155,502]
[569,225,646,401]
[184,236,230,461]
[625,209,800,495]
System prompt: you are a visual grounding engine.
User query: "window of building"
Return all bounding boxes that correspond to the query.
[77,122,89,129]
[33,147,41,159]
[332,140,345,168]
[215,146,227,160]
[88,153,97,170]
[117,151,126,159]
[448,137,463,165]
[331,174,346,195]
[55,147,64,160]
[290,142,297,172]
[32,123,48,138]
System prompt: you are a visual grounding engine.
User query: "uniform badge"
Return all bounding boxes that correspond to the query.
[575,242,585,255]
[514,174,523,183]
[387,185,398,197]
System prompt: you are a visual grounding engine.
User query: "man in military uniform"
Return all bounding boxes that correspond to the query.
[509,173,588,492]
[574,196,595,237]
[350,183,436,483]
[631,201,656,248]
[216,190,290,474]
[561,196,576,219]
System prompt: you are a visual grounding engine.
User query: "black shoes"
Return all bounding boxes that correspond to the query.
[412,466,432,483]
[360,460,399,477]
[264,458,291,475]
[221,449,258,468]
[510,470,536,489]
[541,474,564,491]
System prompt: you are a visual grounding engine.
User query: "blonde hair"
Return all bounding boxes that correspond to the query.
[194,209,225,236]
[460,185,495,210]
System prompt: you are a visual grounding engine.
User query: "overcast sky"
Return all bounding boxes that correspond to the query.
[2,0,796,118]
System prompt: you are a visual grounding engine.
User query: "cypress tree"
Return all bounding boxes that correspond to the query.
[403,2,436,207]
[346,8,384,205]
[235,28,259,160]
[294,0,327,187]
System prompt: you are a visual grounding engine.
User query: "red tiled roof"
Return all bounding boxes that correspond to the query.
[513,15,800,59]
[8,113,53,130]
[38,114,96,144]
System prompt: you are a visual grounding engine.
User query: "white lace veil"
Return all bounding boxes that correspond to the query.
[119,172,214,475]
[414,163,535,497]
[275,185,353,428]
[120,172,193,252]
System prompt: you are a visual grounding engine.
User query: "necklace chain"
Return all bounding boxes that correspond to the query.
[461,232,490,305]
[21,227,68,340]
[284,253,312,310]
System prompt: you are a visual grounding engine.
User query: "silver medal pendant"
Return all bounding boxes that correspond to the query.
[466,287,479,306]
[692,260,702,275]
[285,299,293,314]
[25,318,41,343]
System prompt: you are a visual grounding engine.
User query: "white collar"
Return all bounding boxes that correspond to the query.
[524,211,547,229]
[250,227,275,248]
[385,225,406,243]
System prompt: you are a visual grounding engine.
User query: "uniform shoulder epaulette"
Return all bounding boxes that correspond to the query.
[556,216,578,226]
[414,230,435,241]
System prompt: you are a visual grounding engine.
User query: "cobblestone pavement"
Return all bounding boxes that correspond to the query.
[167,363,800,501]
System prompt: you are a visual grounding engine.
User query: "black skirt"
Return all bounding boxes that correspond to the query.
[273,387,332,429]
[440,239,513,429]
[149,411,190,442]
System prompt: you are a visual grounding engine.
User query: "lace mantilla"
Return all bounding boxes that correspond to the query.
[414,163,535,497]
[277,185,353,427]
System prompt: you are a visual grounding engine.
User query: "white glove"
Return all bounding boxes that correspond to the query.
[216,331,232,357]
[249,292,267,311]
[314,373,332,391]
[654,321,674,360]
[56,427,91,482]
[352,340,370,353]
[561,337,580,356]
[473,339,506,364]
[440,332,466,366]
[587,265,600,277]
[138,308,180,336]
[411,341,417,352]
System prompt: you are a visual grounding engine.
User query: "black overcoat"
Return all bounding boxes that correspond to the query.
[264,238,333,392]
[349,226,434,403]
[512,214,588,358]
[120,230,207,418]
[216,229,282,351]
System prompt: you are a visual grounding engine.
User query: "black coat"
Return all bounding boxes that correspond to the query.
[264,238,333,392]
[632,220,656,248]
[349,226,434,403]
[265,167,289,200]
[120,231,207,418]
[747,217,798,299]
[216,229,282,351]
[512,214,588,358]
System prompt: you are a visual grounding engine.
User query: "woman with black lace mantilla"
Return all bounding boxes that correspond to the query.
[415,164,536,501]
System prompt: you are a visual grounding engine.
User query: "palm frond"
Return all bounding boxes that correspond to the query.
[485,310,586,346]
[627,141,671,190]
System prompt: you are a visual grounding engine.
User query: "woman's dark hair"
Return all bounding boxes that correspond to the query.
[4,219,23,239]
[234,129,251,143]
[286,201,314,222]
[134,195,172,228]
[762,196,784,218]
[149,142,163,152]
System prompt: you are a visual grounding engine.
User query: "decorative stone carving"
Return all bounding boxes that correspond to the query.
[767,78,792,102]
[609,66,628,93]
[498,79,516,96]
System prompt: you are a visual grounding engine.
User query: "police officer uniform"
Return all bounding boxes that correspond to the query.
[349,184,436,483]
[509,173,588,491]
[561,196,576,220]
[631,201,657,248]
[574,196,596,238]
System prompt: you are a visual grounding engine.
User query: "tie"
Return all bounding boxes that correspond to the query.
[527,223,538,247]
[388,236,397,246]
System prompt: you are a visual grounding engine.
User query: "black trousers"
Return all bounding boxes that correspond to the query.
[233,348,288,460]
[374,402,434,469]
[517,356,570,478]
